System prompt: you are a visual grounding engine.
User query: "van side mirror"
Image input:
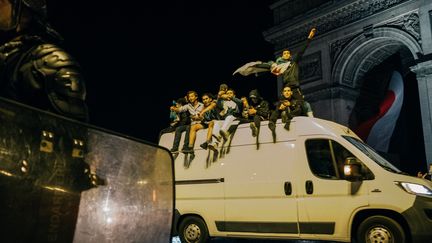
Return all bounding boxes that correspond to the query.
[343,157,363,181]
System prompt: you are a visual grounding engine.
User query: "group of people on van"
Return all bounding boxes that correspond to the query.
[161,27,318,155]
[161,83,313,155]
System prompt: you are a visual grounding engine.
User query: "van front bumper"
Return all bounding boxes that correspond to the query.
[401,196,432,243]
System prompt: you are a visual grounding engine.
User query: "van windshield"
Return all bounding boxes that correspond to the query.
[343,136,401,173]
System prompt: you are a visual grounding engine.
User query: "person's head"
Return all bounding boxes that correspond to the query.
[226,88,235,100]
[281,86,292,99]
[0,0,47,32]
[281,50,291,60]
[219,83,228,92]
[248,89,261,104]
[176,97,187,106]
[186,91,198,104]
[201,93,213,107]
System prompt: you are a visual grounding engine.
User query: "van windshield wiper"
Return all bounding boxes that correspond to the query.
[379,164,401,173]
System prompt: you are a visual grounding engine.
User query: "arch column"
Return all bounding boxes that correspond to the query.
[410,60,432,167]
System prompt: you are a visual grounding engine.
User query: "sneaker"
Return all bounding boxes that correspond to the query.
[200,142,208,150]
[182,147,194,154]
[219,130,230,141]
[250,123,258,137]
[284,122,290,131]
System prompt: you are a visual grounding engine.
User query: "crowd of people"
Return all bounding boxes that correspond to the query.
[161,27,318,156]
[160,82,314,156]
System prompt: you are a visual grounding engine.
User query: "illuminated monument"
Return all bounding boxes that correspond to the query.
[264,0,432,173]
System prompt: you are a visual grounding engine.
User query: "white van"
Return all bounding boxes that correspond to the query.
[159,117,432,243]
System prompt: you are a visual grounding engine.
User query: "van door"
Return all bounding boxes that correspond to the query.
[222,142,299,237]
[296,137,370,241]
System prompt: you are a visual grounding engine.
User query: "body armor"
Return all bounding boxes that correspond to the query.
[0,35,88,121]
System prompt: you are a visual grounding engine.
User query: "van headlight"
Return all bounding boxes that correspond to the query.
[396,182,432,197]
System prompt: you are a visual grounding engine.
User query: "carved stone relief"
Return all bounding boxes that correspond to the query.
[380,11,421,41]
[299,51,322,83]
[330,35,356,65]
[270,0,410,49]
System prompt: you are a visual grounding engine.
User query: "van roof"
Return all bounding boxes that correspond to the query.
[229,116,358,137]
[158,116,361,149]
[292,116,359,138]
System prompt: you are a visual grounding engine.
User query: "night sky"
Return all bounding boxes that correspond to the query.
[47,0,276,144]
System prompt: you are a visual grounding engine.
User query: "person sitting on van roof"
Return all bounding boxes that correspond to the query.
[303,100,314,117]
[242,89,270,149]
[169,91,204,154]
[268,85,304,142]
[214,88,243,142]
[160,97,190,136]
[198,84,228,150]
[185,93,218,151]
[198,85,243,148]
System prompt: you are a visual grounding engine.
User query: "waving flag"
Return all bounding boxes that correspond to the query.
[354,71,404,152]
[233,61,270,76]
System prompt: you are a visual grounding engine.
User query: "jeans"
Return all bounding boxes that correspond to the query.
[172,125,190,150]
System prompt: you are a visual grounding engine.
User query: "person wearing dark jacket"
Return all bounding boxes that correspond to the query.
[268,85,304,142]
[242,89,270,149]
[0,2,96,241]
[233,28,316,101]
[276,28,316,100]
[160,97,190,135]
[0,0,88,121]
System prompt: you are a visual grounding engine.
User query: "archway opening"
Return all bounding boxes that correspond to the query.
[347,44,426,175]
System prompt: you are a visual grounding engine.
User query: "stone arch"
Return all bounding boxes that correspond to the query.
[332,26,422,88]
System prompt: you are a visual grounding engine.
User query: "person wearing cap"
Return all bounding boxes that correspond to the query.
[0,0,88,121]
[242,89,270,149]
[207,88,243,147]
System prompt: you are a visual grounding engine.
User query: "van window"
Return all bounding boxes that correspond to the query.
[343,136,401,173]
[305,139,354,180]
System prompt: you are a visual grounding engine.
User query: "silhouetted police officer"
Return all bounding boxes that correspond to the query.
[0,0,88,121]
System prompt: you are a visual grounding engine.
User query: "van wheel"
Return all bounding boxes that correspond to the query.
[179,216,209,243]
[356,215,405,243]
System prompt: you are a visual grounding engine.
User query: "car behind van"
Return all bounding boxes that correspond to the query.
[159,117,432,243]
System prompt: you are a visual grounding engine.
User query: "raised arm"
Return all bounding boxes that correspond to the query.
[199,100,217,117]
[293,27,317,63]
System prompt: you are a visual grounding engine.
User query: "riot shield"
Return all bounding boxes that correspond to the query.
[0,97,174,243]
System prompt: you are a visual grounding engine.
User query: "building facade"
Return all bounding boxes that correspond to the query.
[264,0,432,172]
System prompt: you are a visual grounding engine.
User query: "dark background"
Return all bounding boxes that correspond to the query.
[47,0,276,144]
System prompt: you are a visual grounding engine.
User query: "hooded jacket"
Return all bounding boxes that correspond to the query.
[248,89,270,119]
